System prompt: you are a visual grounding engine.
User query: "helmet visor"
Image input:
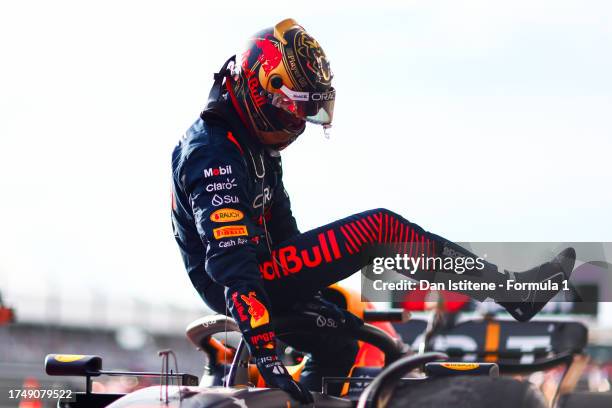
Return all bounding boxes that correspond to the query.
[270,86,335,125]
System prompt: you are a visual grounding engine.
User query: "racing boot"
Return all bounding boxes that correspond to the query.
[497,247,576,322]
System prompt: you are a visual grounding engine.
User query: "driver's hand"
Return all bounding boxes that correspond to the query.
[255,352,314,405]
[295,292,364,330]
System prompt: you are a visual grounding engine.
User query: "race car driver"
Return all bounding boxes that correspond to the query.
[171,18,576,404]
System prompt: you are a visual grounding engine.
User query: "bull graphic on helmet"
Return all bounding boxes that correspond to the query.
[227,18,335,150]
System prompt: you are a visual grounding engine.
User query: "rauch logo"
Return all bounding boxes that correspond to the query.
[210,208,244,223]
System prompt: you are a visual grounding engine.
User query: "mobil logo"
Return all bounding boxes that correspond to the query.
[259,230,343,280]
[204,165,232,178]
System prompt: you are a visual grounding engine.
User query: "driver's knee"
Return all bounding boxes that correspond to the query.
[363,208,408,224]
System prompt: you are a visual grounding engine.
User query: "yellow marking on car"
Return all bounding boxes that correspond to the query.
[54,355,85,363]
[440,363,481,370]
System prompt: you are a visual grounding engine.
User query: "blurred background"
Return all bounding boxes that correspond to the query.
[1,0,611,406]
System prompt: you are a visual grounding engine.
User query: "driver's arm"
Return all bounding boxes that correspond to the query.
[183,138,272,347]
[181,135,311,402]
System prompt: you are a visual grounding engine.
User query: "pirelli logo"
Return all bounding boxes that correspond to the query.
[213,225,248,239]
[210,208,244,223]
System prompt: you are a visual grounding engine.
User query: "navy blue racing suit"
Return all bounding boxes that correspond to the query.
[171,97,501,394]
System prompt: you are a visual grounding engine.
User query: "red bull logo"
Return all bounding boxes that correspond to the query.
[259,230,343,280]
[248,77,266,107]
[256,36,282,76]
[241,292,270,328]
[231,292,248,322]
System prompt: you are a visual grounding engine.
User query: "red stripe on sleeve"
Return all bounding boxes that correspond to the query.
[363,217,378,240]
[340,226,359,252]
[344,242,354,255]
[356,219,375,243]
[349,222,370,244]
[410,231,417,259]
[345,223,363,247]
[384,214,389,243]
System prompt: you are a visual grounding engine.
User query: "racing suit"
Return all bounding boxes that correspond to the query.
[172,96,365,396]
[170,93,513,396]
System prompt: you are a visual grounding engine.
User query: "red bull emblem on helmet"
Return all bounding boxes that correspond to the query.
[255,36,282,77]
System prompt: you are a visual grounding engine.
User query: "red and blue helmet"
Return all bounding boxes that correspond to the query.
[227,18,335,149]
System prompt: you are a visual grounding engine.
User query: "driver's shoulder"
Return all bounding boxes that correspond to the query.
[174,118,246,175]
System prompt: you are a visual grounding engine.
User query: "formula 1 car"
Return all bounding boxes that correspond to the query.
[44,286,607,408]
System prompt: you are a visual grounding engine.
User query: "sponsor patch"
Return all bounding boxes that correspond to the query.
[210,208,244,223]
[250,330,275,347]
[241,292,270,328]
[206,178,237,192]
[203,165,232,178]
[213,225,248,239]
[212,194,239,207]
[316,315,338,328]
[253,186,272,208]
[218,237,248,248]
[231,292,248,322]
[259,230,342,280]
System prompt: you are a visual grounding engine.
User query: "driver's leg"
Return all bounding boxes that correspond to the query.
[257,208,572,395]
[261,208,573,320]
[260,207,503,304]
[258,208,493,396]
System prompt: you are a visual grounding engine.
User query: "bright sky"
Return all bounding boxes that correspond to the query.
[1,1,611,315]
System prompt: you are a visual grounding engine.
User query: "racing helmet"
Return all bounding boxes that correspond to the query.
[226,18,335,149]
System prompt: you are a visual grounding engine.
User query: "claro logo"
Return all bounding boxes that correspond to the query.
[210,208,244,223]
[203,165,232,178]
[206,178,237,192]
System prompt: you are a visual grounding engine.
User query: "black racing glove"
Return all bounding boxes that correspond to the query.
[294,292,364,330]
[254,348,314,405]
